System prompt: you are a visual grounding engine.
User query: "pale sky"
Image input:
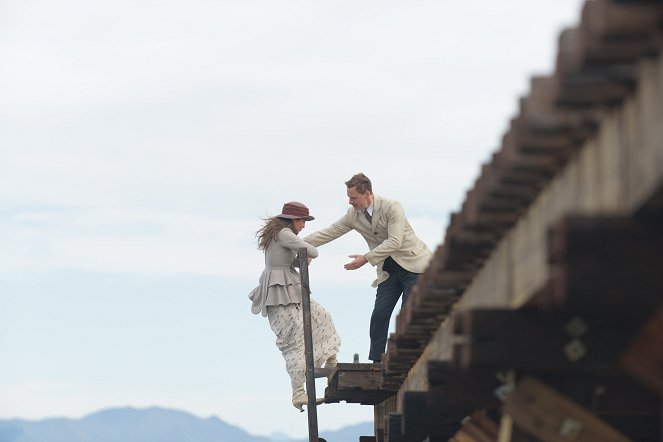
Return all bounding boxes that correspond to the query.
[0,0,584,439]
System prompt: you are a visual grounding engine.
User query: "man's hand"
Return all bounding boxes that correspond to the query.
[344,254,368,270]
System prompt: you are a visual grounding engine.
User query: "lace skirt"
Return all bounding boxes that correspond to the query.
[267,299,341,389]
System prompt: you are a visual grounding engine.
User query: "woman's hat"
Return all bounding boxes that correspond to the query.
[277,201,314,221]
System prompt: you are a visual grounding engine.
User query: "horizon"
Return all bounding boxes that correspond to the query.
[0,404,373,440]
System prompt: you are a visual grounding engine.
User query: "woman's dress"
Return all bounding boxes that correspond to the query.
[249,228,340,388]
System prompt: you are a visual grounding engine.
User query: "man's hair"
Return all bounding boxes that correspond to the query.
[345,173,372,193]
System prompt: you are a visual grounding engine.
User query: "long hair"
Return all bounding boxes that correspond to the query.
[256,216,295,250]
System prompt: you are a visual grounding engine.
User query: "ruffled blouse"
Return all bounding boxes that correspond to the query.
[249,228,318,316]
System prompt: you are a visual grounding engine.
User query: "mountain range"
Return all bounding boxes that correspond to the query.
[0,407,372,442]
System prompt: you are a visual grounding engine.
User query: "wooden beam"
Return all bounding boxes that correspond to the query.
[401,392,430,442]
[544,216,663,322]
[453,308,638,374]
[427,361,502,440]
[428,361,502,410]
[324,363,394,405]
[621,305,663,395]
[385,413,403,442]
[579,0,663,67]
[535,373,661,440]
[451,410,500,442]
[503,377,632,442]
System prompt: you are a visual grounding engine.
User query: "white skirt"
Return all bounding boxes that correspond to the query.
[267,299,341,389]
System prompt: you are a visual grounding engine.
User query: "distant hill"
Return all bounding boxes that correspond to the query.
[0,407,273,442]
[293,421,374,442]
[0,407,373,442]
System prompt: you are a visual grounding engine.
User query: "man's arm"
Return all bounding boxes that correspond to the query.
[304,215,353,247]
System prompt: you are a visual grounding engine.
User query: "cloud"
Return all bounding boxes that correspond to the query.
[0,207,262,277]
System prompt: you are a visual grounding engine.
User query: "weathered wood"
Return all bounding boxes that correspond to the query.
[324,363,395,405]
[451,410,500,442]
[426,361,502,440]
[385,413,403,442]
[535,373,660,416]
[401,392,429,442]
[544,216,663,322]
[453,424,494,442]
[503,377,632,442]
[373,3,663,437]
[621,306,663,395]
[534,373,661,440]
[298,248,322,441]
[468,410,500,440]
[453,308,638,374]
[359,437,376,442]
[579,0,663,67]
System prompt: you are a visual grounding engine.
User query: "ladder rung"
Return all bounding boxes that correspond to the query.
[314,367,332,378]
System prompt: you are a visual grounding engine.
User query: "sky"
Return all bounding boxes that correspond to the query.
[0,0,585,439]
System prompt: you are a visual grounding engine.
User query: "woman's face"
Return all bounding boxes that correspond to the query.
[292,218,306,234]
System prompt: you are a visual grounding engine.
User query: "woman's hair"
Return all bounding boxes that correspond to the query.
[345,172,372,193]
[256,216,295,250]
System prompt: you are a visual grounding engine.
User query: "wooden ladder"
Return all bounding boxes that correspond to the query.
[298,247,329,442]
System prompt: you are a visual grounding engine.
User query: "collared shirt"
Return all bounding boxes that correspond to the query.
[365,201,374,218]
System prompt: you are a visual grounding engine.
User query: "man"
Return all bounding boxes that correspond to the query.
[304,173,432,362]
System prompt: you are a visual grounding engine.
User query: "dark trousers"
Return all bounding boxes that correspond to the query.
[368,256,419,362]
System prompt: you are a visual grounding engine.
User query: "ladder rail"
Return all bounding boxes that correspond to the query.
[298,248,321,442]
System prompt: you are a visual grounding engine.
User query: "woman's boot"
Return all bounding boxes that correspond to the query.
[324,354,337,369]
[292,385,324,412]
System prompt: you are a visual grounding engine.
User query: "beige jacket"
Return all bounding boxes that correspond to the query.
[304,195,432,287]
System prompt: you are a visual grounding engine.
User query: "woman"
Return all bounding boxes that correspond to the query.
[249,201,341,411]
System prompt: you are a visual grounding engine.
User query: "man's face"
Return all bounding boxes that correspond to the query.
[347,186,372,210]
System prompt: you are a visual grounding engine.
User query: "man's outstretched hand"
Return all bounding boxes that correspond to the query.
[344,254,368,270]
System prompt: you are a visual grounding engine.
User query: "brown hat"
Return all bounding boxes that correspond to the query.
[277,201,314,221]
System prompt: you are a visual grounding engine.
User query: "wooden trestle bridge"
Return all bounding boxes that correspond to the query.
[314,1,663,440]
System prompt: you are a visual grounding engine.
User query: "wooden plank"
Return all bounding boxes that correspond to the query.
[454,424,494,442]
[470,410,500,440]
[453,309,638,374]
[580,0,663,66]
[401,392,429,442]
[428,362,503,407]
[427,361,502,440]
[535,373,661,440]
[452,410,500,442]
[324,363,395,405]
[536,373,660,416]
[621,305,663,395]
[503,377,632,442]
[385,413,402,442]
[545,216,663,322]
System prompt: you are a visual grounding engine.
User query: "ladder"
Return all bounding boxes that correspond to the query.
[298,248,329,442]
